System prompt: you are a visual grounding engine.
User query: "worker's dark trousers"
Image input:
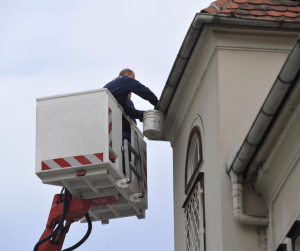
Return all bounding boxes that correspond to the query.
[122,131,131,175]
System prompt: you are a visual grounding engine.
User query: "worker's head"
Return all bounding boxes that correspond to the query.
[119,69,135,79]
[128,92,132,98]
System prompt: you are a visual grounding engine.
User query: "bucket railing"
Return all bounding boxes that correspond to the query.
[122,139,143,201]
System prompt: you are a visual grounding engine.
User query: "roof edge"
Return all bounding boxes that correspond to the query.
[157,13,300,116]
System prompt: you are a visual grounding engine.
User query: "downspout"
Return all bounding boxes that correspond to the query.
[230,170,269,226]
[227,37,300,226]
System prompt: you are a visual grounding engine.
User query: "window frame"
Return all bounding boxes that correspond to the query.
[276,244,287,251]
[185,126,203,194]
[287,221,300,251]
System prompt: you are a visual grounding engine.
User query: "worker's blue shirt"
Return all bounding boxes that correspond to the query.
[104,76,159,120]
[125,97,137,125]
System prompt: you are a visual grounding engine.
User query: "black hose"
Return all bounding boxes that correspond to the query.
[58,187,66,202]
[62,213,92,251]
[33,188,69,251]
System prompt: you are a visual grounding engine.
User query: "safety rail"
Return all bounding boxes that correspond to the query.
[123,139,143,195]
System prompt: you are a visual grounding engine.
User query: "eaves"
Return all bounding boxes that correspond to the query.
[157,13,300,120]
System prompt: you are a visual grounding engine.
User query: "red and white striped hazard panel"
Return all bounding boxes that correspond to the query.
[42,153,103,171]
[108,107,112,148]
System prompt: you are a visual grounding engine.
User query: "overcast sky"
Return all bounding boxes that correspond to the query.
[0,1,212,250]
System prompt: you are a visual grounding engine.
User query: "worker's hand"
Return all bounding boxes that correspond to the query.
[154,101,159,110]
[138,111,144,122]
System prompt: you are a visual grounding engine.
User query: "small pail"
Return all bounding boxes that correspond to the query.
[143,110,164,139]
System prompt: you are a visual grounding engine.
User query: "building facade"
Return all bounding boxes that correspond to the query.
[157,1,300,250]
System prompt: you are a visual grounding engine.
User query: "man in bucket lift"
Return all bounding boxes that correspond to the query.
[104,69,159,172]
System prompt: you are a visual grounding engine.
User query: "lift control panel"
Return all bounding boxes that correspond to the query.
[36,88,148,223]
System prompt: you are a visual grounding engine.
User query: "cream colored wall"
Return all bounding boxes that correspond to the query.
[172,54,223,251]
[166,26,297,251]
[218,49,289,251]
[218,49,288,160]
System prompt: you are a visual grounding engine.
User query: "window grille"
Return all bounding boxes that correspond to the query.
[184,181,205,251]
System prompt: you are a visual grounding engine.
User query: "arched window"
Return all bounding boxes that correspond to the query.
[185,126,203,194]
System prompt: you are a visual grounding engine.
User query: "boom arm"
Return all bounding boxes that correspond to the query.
[34,188,92,251]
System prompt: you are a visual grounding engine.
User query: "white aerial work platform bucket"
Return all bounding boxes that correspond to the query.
[143,109,164,139]
[36,88,148,223]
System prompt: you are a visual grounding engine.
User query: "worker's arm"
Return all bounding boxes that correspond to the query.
[127,78,159,107]
[123,105,144,121]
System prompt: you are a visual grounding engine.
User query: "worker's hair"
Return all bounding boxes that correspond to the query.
[119,69,135,77]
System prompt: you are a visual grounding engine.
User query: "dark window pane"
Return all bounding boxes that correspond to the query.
[295,235,300,251]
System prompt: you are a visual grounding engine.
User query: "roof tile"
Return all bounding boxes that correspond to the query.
[287,6,300,12]
[234,0,247,3]
[248,0,264,4]
[228,2,239,9]
[237,3,257,10]
[271,5,288,12]
[258,15,274,19]
[283,11,298,17]
[221,9,234,13]
[201,6,219,14]
[214,0,232,8]
[250,10,268,15]
[202,0,300,23]
[285,1,299,7]
[256,4,272,10]
[235,9,251,14]
[266,10,283,16]
[263,0,282,6]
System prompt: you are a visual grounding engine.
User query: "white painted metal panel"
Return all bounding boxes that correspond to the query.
[35,88,147,221]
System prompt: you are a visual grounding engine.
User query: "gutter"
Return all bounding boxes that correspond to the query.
[226,37,300,226]
[157,13,300,116]
[227,37,300,176]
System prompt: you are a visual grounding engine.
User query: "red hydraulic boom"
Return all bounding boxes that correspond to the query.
[34,188,118,251]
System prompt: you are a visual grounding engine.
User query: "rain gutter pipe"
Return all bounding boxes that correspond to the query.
[226,37,300,227]
[227,37,300,176]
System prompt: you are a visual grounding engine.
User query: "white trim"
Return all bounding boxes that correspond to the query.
[185,115,205,195]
